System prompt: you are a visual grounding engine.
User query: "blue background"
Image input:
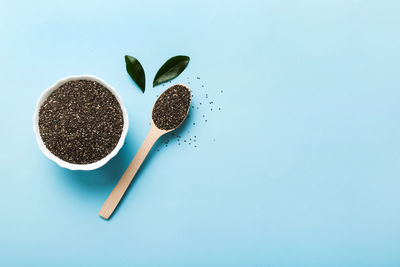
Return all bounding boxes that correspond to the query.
[1,0,400,265]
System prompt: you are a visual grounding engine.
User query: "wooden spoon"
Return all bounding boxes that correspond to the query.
[99,84,191,219]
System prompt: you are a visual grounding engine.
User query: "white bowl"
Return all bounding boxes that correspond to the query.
[33,75,129,171]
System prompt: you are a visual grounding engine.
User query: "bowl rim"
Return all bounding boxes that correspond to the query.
[33,75,129,171]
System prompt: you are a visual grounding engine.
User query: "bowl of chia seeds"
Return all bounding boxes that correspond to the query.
[33,75,129,171]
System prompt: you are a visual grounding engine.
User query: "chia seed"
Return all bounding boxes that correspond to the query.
[152,85,191,130]
[38,79,124,164]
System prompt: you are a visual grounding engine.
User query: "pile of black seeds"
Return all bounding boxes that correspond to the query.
[39,80,124,164]
[152,84,191,130]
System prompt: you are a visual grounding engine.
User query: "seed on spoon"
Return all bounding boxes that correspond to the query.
[152,84,191,130]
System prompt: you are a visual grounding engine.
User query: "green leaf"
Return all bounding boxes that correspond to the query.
[153,55,190,87]
[125,55,145,93]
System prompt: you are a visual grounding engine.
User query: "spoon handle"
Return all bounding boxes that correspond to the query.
[99,127,163,219]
